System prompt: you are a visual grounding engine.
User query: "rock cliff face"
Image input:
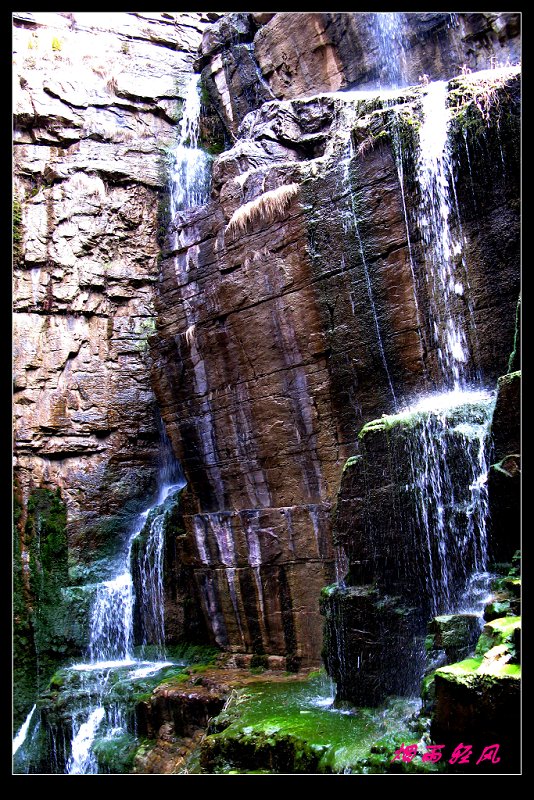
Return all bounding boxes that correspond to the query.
[197,12,520,136]
[13,11,208,575]
[150,59,520,664]
[12,11,212,721]
[13,11,521,697]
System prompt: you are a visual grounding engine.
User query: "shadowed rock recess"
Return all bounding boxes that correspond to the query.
[13,10,520,774]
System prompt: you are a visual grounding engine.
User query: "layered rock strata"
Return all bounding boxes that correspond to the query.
[150,70,519,665]
[13,11,209,572]
[12,11,209,723]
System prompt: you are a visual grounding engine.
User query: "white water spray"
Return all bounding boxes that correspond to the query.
[13,704,36,756]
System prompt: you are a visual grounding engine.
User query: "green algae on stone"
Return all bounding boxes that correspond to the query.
[483,600,511,621]
[475,616,520,657]
[14,487,76,729]
[428,614,480,659]
[436,654,520,682]
[342,455,361,473]
[436,657,483,680]
[358,396,494,442]
[198,672,426,774]
[93,731,139,774]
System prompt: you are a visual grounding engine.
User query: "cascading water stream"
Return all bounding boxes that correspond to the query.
[61,479,184,774]
[322,52,509,708]
[401,389,495,618]
[373,12,407,89]
[415,81,470,390]
[13,704,36,756]
[169,74,210,249]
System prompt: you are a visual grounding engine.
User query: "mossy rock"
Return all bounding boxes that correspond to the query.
[483,600,511,621]
[421,673,436,714]
[428,614,481,660]
[435,656,520,683]
[431,649,520,772]
[93,732,139,774]
[475,616,520,657]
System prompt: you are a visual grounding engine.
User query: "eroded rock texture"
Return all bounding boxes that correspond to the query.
[13,11,207,577]
[13,11,521,698]
[12,11,209,722]
[488,369,521,565]
[150,70,519,666]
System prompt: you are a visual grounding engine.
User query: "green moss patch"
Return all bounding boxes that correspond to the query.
[475,616,520,657]
[198,672,435,774]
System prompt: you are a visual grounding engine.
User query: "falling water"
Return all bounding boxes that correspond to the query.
[169,74,210,248]
[13,704,36,756]
[415,81,469,389]
[401,389,495,617]
[325,73,503,705]
[88,572,135,664]
[373,12,407,88]
[136,515,166,656]
[57,477,184,774]
[67,707,106,774]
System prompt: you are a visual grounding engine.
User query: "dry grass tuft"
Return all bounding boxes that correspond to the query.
[449,66,519,124]
[185,324,196,347]
[225,183,299,238]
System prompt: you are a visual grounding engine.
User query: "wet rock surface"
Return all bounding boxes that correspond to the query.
[197,12,520,134]
[488,370,521,565]
[151,71,519,665]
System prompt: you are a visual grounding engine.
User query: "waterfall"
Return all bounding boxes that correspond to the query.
[16,76,212,773]
[67,707,106,775]
[13,704,36,756]
[49,482,182,774]
[415,81,470,390]
[88,572,135,665]
[373,12,407,88]
[169,74,210,249]
[323,69,505,706]
[402,389,494,617]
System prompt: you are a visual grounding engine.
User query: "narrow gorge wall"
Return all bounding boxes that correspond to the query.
[12,11,213,720]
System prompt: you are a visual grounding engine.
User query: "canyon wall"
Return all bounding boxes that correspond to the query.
[13,11,213,572]
[13,11,521,697]
[150,12,520,665]
[12,11,214,721]
[197,12,520,135]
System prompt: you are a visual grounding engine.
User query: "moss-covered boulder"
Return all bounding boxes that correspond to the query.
[483,600,512,621]
[427,614,481,662]
[475,616,520,661]
[431,656,520,773]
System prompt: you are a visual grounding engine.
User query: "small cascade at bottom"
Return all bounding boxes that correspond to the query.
[13,479,186,774]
